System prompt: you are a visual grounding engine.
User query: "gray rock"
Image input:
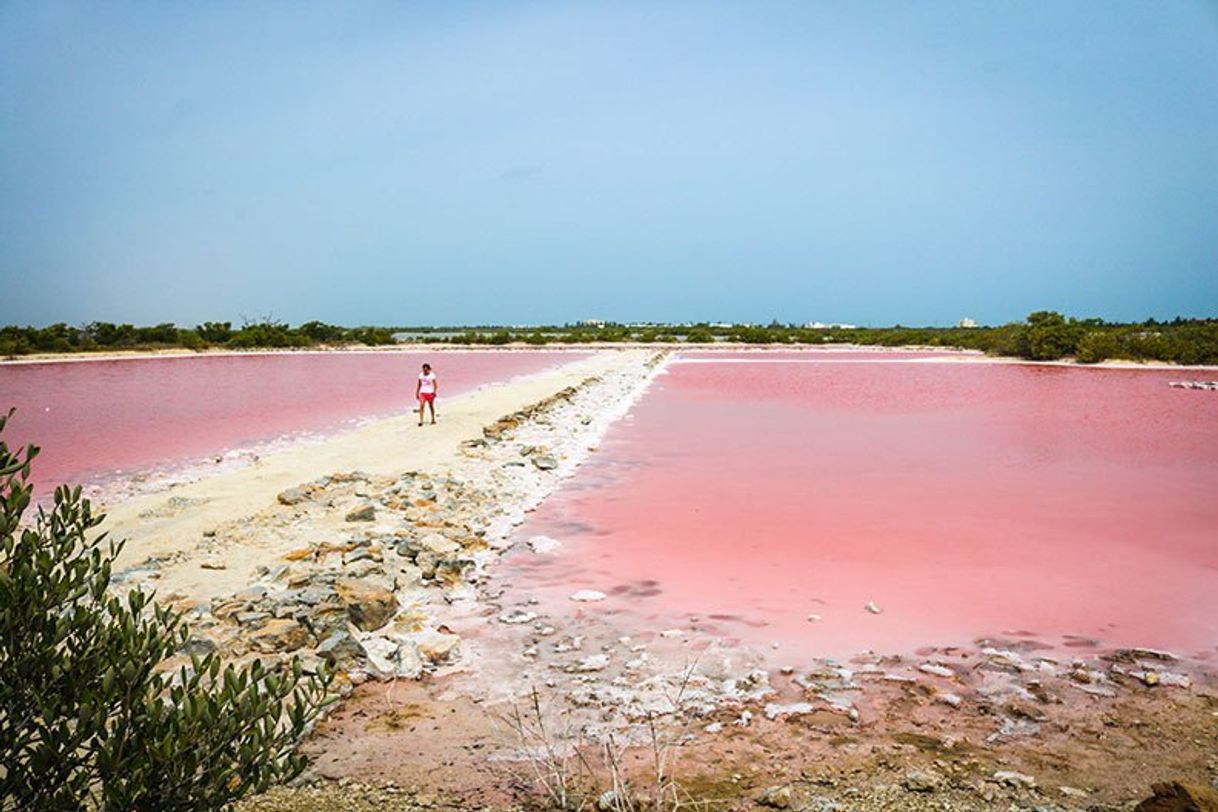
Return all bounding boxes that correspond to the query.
[235,611,272,626]
[342,547,375,565]
[277,486,310,506]
[180,635,217,657]
[532,455,559,471]
[902,769,943,793]
[994,770,1037,790]
[345,504,376,522]
[757,785,794,809]
[344,559,382,579]
[316,630,367,668]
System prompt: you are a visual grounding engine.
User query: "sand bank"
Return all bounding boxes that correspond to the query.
[101,350,644,600]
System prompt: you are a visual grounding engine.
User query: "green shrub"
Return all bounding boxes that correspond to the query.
[196,321,234,343]
[1075,330,1120,363]
[0,411,333,811]
[177,329,206,351]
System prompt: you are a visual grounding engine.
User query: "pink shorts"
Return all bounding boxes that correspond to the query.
[418,392,435,403]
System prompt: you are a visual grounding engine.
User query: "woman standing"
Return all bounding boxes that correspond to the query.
[415,362,438,426]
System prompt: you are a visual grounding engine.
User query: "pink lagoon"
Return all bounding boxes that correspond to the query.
[500,351,1218,662]
[0,350,584,498]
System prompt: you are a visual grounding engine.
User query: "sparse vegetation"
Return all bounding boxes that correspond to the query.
[495,668,706,812]
[2,313,1215,364]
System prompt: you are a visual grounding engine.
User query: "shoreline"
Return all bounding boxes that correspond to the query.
[6,341,1218,371]
[53,347,1218,810]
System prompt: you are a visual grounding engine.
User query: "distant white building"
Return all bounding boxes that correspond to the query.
[578,319,605,328]
[956,317,978,328]
[805,322,857,329]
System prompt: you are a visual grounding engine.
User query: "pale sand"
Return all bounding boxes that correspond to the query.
[101,350,643,602]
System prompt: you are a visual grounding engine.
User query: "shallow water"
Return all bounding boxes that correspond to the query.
[500,351,1218,661]
[0,350,584,497]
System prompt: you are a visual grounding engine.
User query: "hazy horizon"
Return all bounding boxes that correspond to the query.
[3,2,1217,327]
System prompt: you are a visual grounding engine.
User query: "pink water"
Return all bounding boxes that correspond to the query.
[0,351,585,497]
[503,353,1218,661]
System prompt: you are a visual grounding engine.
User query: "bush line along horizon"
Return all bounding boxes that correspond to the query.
[1,311,1216,365]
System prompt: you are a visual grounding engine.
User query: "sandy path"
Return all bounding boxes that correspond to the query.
[101,350,639,599]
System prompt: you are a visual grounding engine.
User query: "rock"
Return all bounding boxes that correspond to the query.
[235,611,272,626]
[345,504,376,522]
[864,601,883,614]
[902,769,943,793]
[335,578,397,631]
[918,663,954,678]
[403,533,461,578]
[344,559,382,579]
[416,530,457,555]
[262,564,289,582]
[937,692,963,708]
[532,455,558,471]
[597,790,627,811]
[993,771,1037,790]
[316,630,366,668]
[277,486,310,506]
[342,547,374,565]
[434,558,475,588]
[498,609,538,625]
[1156,672,1193,688]
[1132,647,1179,661]
[363,637,424,680]
[570,590,607,602]
[199,556,227,570]
[757,784,794,809]
[248,619,309,653]
[528,535,562,554]
[416,630,461,665]
[764,702,815,721]
[566,654,610,673]
[179,635,217,657]
[1134,782,1218,812]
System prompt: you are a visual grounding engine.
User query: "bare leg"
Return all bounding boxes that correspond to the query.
[417,398,424,426]
[428,399,436,424]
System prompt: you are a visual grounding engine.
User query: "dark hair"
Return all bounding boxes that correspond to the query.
[422,363,431,370]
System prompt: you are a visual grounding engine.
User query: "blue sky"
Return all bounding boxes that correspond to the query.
[2,1,1216,327]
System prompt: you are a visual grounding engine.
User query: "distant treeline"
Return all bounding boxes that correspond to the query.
[2,312,1216,365]
[441,312,1218,365]
[0,319,396,356]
